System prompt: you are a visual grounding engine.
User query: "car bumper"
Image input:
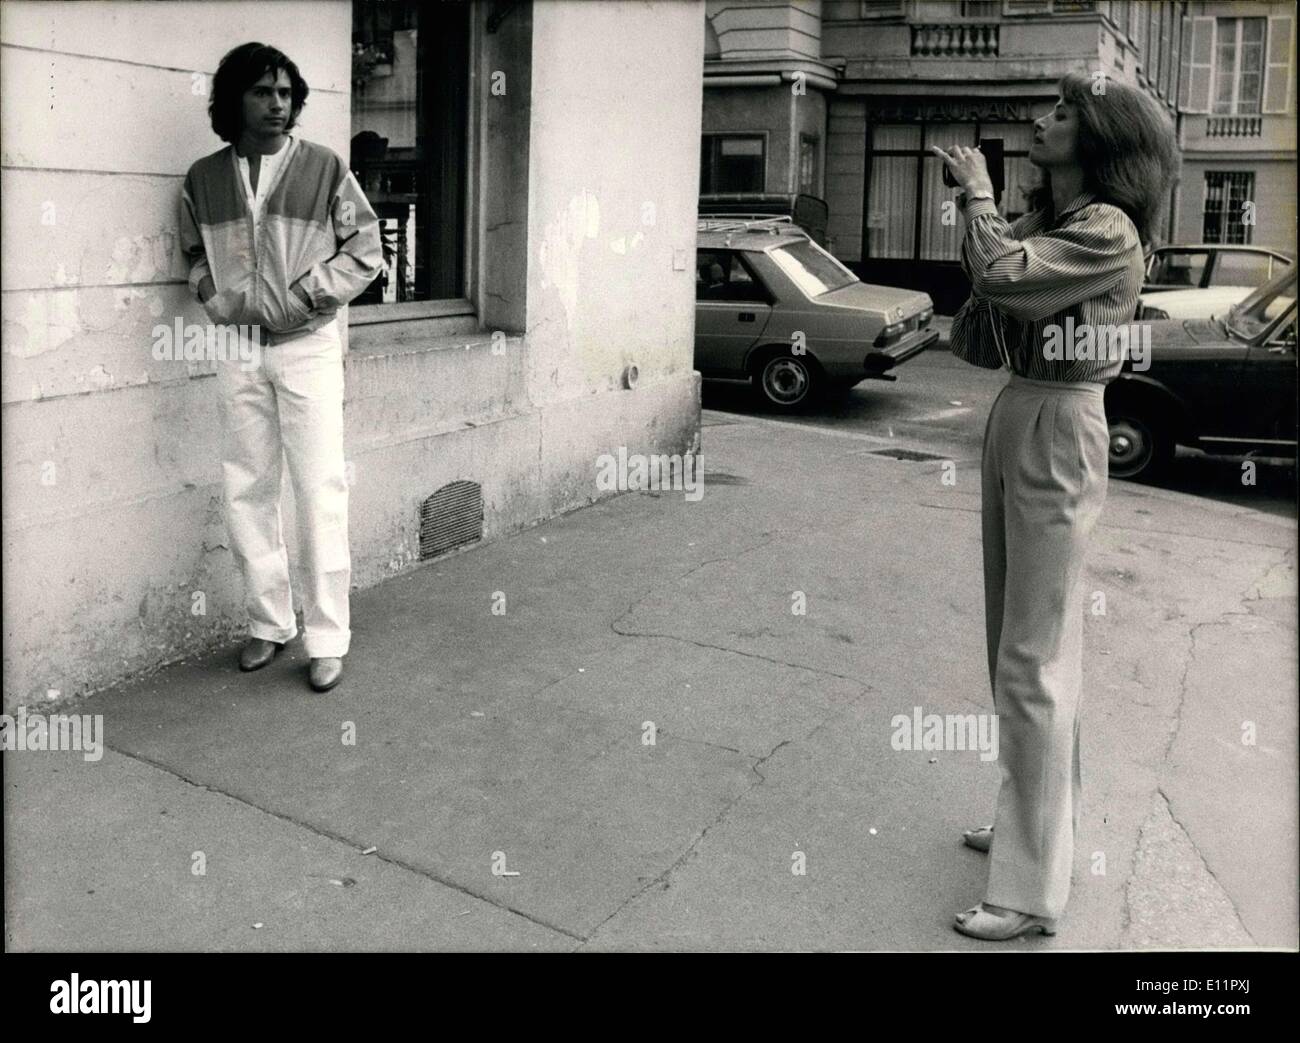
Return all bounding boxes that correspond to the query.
[863,326,938,376]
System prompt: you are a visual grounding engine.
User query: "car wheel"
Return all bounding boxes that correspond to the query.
[1107,412,1171,481]
[753,350,819,411]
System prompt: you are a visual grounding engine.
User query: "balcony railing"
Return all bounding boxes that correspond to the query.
[911,24,999,58]
[1205,115,1263,138]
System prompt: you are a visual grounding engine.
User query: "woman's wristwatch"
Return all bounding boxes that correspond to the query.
[957,190,995,211]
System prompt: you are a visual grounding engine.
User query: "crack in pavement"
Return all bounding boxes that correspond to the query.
[1157,785,1259,946]
[102,743,586,942]
[1119,550,1290,944]
[608,527,876,691]
[577,733,803,948]
[610,629,877,692]
[1098,523,1293,550]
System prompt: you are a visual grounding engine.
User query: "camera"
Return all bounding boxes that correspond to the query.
[942,137,1004,204]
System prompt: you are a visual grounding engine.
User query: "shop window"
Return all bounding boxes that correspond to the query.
[351,0,469,307]
[1203,172,1255,245]
[700,135,766,193]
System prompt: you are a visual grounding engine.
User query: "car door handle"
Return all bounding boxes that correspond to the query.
[737,312,756,323]
[1267,345,1292,354]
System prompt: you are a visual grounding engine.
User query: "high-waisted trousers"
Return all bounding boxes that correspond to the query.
[981,373,1109,919]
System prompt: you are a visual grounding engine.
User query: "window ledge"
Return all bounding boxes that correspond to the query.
[350,298,476,326]
[347,326,514,361]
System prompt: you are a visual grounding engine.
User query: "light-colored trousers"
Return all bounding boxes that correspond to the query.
[980,374,1108,919]
[216,320,351,658]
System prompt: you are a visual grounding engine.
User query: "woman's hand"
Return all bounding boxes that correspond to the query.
[930,145,995,199]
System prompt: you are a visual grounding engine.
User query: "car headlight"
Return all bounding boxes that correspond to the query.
[918,307,933,326]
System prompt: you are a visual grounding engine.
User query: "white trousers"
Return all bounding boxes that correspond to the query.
[216,321,351,658]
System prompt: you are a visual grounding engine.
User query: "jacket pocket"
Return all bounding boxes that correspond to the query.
[264,286,314,333]
[202,288,243,325]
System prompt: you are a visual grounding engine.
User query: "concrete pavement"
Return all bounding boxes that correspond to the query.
[6,401,1296,951]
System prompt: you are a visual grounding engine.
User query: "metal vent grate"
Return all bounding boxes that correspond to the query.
[419,480,484,560]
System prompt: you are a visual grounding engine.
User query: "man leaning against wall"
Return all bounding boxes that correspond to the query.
[179,42,383,693]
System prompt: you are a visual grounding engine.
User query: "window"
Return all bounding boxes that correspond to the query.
[1147,249,1209,288]
[1212,251,1275,288]
[799,135,819,194]
[1213,17,1266,114]
[859,1,905,18]
[767,240,858,298]
[700,136,766,193]
[695,250,769,303]
[1226,269,1297,339]
[1146,250,1204,287]
[350,0,469,306]
[1147,1,1160,86]
[960,2,1000,18]
[1159,3,1174,99]
[1203,172,1255,245]
[1111,1,1129,38]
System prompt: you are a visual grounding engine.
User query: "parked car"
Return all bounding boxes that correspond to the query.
[1137,244,1293,321]
[1107,264,1297,481]
[695,216,937,410]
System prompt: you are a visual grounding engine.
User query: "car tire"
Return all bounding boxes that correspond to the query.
[752,349,821,412]
[1107,410,1172,481]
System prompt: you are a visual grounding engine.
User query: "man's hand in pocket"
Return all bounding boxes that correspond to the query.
[291,284,313,309]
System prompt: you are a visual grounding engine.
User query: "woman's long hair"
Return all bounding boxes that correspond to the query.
[209,42,310,144]
[1028,72,1180,246]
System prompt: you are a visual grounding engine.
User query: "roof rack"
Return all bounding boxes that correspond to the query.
[696,215,808,237]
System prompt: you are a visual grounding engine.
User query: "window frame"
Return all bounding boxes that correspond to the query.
[1212,16,1267,115]
[348,0,474,326]
[798,133,820,195]
[700,133,769,195]
[695,248,775,305]
[858,1,907,19]
[1202,171,1256,246]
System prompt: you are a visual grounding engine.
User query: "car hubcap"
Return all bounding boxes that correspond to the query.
[763,357,810,405]
[1109,419,1151,475]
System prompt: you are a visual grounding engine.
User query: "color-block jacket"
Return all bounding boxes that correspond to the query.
[180,137,382,343]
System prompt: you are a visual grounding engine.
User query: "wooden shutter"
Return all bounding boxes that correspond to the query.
[1181,16,1215,113]
[1263,15,1295,114]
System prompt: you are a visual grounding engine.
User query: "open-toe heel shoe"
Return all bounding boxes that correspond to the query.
[953,903,1057,941]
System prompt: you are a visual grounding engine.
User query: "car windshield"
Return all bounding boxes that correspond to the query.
[1224,266,1297,340]
[767,239,858,298]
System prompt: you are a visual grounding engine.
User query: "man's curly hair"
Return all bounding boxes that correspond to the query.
[209,42,309,143]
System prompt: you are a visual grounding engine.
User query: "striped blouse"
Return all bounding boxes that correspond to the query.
[950,192,1146,383]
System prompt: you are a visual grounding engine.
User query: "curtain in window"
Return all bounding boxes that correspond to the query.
[977,123,1035,223]
[866,125,920,259]
[919,124,975,261]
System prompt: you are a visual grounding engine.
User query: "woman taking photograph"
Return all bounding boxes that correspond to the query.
[932,72,1178,941]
